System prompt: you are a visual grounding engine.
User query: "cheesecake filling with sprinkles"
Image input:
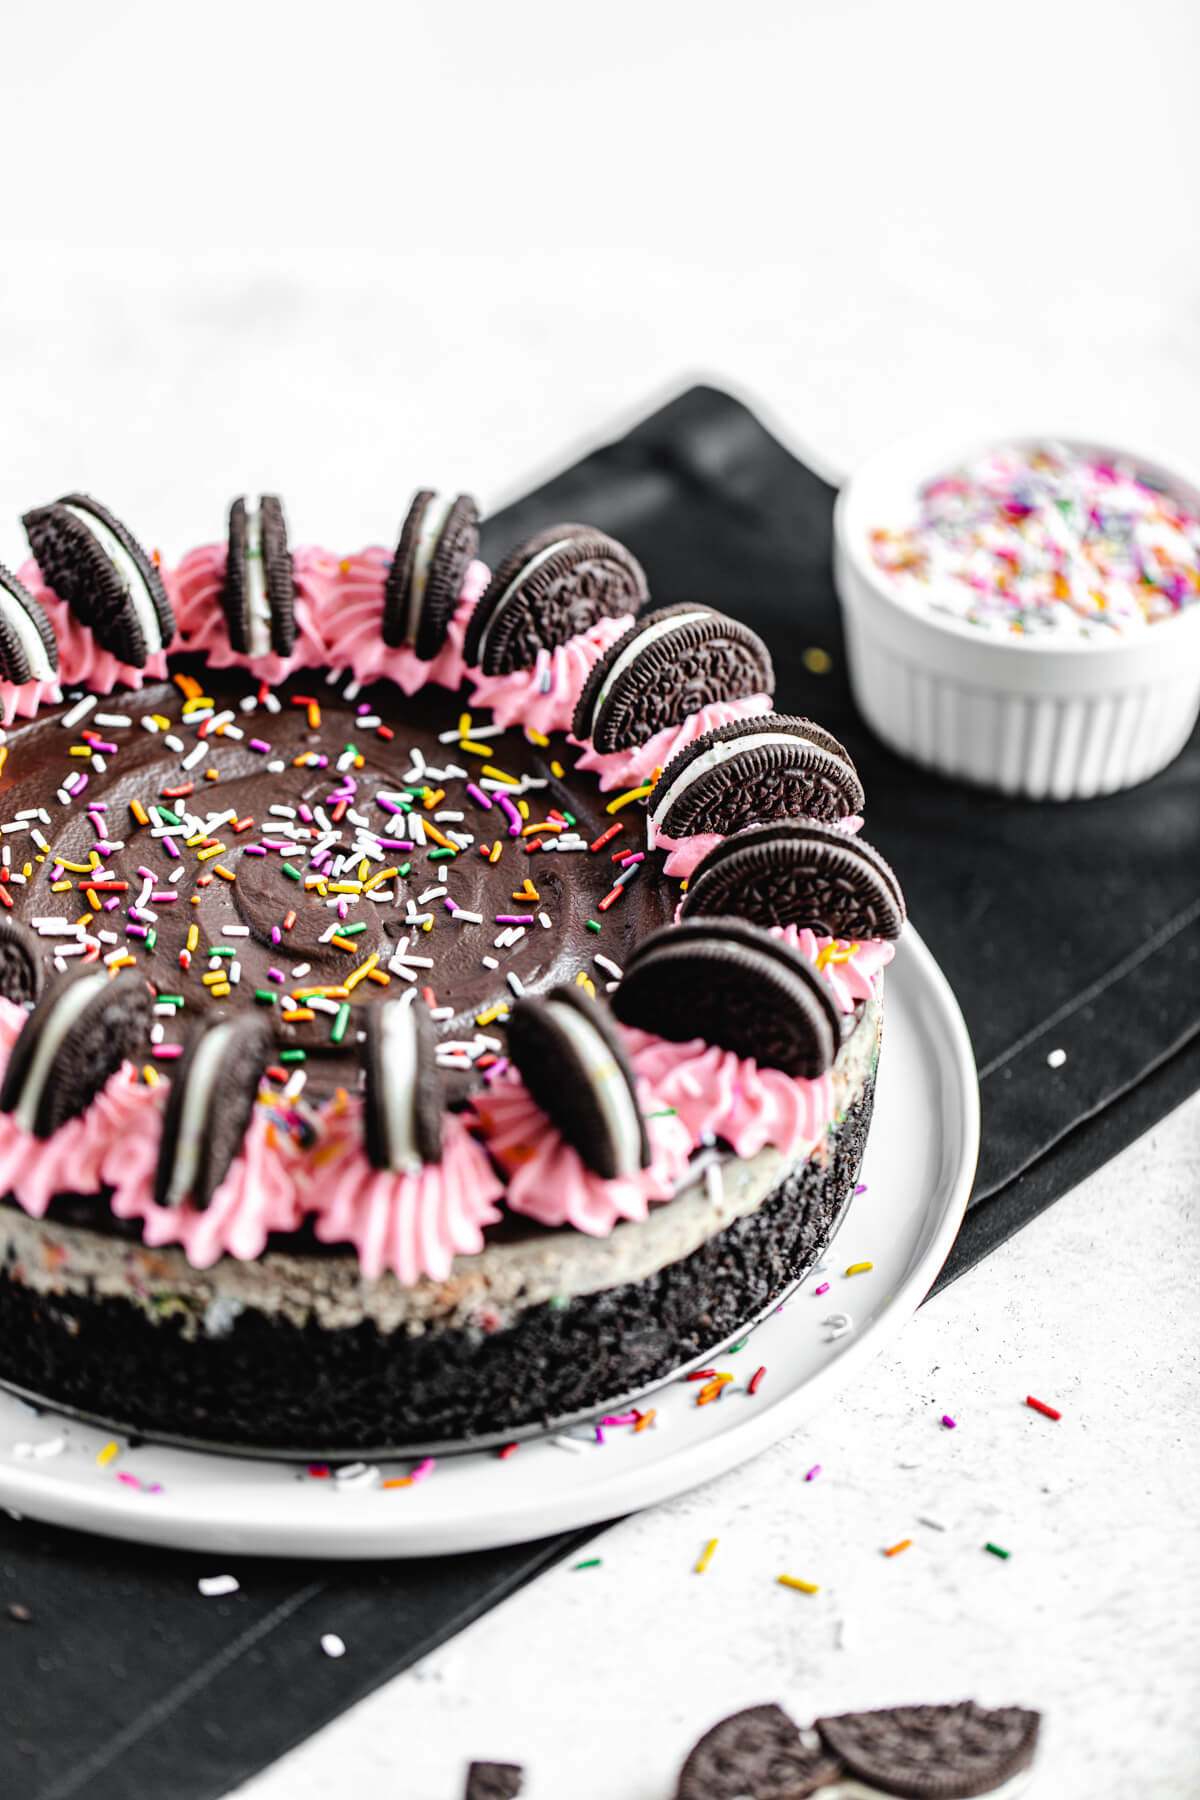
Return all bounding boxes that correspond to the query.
[0,492,900,1450]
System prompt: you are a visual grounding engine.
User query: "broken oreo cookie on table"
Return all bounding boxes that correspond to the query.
[22,492,174,668]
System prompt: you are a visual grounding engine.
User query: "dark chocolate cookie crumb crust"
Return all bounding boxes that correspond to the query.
[0,1085,873,1454]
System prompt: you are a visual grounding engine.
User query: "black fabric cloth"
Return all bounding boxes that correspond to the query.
[6,384,1197,1799]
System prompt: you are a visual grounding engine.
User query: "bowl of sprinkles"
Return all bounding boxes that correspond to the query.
[834,432,1200,798]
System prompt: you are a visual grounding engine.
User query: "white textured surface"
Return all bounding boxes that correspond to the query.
[237,1095,1200,1799]
[1,1,1197,1793]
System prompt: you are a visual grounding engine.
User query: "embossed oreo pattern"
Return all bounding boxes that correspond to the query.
[682,821,906,939]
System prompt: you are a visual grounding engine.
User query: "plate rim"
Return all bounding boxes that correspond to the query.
[0,923,979,1558]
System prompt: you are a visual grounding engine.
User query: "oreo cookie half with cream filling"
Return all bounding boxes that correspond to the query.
[675,1703,841,1800]
[611,916,843,1079]
[153,1014,273,1211]
[22,493,174,668]
[0,967,151,1137]
[681,820,907,939]
[361,995,443,1172]
[571,604,775,752]
[505,984,650,1179]
[0,918,45,1006]
[814,1701,1041,1799]
[384,489,480,658]
[464,524,648,675]
[647,714,864,842]
[0,563,58,685]
[224,496,296,657]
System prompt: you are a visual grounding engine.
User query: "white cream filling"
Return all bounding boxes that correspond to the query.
[405,493,453,647]
[547,999,643,1179]
[649,728,827,830]
[0,586,55,682]
[163,1022,234,1208]
[379,1001,421,1173]
[589,609,711,735]
[12,972,108,1134]
[61,502,163,656]
[242,504,273,658]
[475,537,573,661]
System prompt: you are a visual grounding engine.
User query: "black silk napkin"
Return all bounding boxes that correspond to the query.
[7,385,1198,1800]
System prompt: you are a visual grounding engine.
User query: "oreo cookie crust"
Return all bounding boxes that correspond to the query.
[648,715,864,841]
[361,997,442,1172]
[815,1702,1040,1799]
[675,1703,841,1800]
[464,524,648,675]
[571,604,776,752]
[384,489,480,658]
[0,968,151,1137]
[223,496,296,657]
[0,918,44,1006]
[682,821,907,940]
[22,493,174,668]
[154,1014,273,1211]
[505,985,650,1179]
[612,917,844,1079]
[0,563,57,685]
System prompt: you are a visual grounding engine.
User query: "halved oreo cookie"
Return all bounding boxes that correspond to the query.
[815,1702,1040,1799]
[384,489,480,658]
[0,564,58,684]
[0,918,45,1006]
[224,496,296,657]
[505,985,650,1180]
[648,716,864,842]
[361,996,443,1172]
[571,604,775,751]
[465,1763,524,1800]
[675,1703,841,1800]
[22,493,174,668]
[154,1014,273,1210]
[0,967,151,1137]
[610,917,843,1079]
[464,524,648,675]
[681,821,906,940]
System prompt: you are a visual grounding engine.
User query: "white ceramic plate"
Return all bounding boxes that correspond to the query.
[0,925,977,1558]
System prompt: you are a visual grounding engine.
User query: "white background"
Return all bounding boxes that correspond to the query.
[3,2,1199,1795]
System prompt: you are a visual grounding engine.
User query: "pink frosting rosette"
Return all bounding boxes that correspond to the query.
[467,613,634,735]
[571,692,774,792]
[658,811,866,879]
[771,925,895,1013]
[17,557,169,694]
[304,550,487,696]
[308,1099,504,1283]
[166,544,331,684]
[624,1028,835,1164]
[469,1066,693,1236]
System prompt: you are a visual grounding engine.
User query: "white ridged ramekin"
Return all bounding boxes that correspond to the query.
[833,430,1200,800]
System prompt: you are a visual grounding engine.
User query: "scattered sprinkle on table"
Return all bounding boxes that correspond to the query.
[748,1366,767,1396]
[694,1538,719,1575]
[320,1633,346,1658]
[1025,1395,1062,1421]
[777,1574,820,1594]
[197,1574,240,1598]
[802,646,832,675]
[572,1558,602,1571]
[804,1464,821,1482]
[940,1414,957,1429]
[884,1538,913,1557]
[1046,1047,1067,1069]
[844,1261,874,1277]
[985,1542,1011,1560]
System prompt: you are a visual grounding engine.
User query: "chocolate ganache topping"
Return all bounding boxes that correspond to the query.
[0,661,674,1104]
